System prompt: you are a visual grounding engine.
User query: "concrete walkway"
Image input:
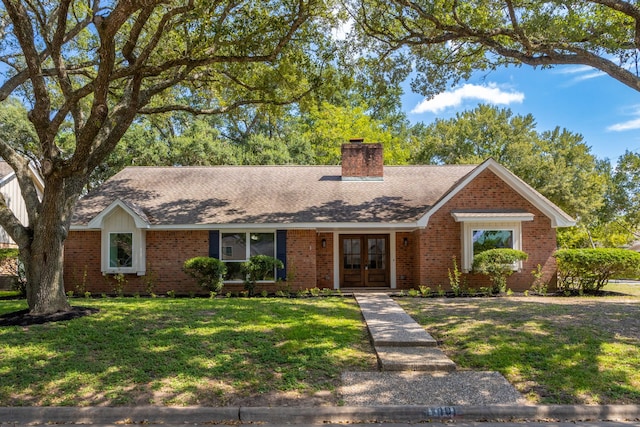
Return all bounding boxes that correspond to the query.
[354,293,455,372]
[342,293,525,406]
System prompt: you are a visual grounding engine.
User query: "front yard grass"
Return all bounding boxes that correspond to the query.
[2,284,639,407]
[398,290,640,405]
[0,297,375,406]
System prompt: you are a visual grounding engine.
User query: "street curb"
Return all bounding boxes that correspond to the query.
[1,405,639,425]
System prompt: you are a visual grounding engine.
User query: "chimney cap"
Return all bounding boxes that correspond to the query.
[349,138,364,144]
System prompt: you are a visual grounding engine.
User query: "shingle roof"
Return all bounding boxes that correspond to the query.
[72,165,477,226]
[0,161,15,180]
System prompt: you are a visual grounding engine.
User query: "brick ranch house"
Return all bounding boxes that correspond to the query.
[64,141,575,295]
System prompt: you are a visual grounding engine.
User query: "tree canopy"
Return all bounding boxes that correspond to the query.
[0,0,342,314]
[410,104,608,221]
[349,0,640,97]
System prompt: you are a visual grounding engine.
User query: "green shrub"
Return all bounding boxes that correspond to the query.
[554,248,640,293]
[448,256,462,296]
[473,248,528,294]
[241,255,284,296]
[183,257,227,293]
[0,248,25,295]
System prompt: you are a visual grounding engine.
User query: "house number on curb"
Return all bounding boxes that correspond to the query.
[424,407,457,418]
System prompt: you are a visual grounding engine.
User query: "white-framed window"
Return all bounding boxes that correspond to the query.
[460,221,523,272]
[99,207,146,275]
[451,212,533,272]
[109,232,133,268]
[221,231,275,281]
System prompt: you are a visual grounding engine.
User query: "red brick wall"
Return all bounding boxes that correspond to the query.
[395,232,415,289]
[64,230,210,295]
[64,231,102,293]
[64,229,324,296]
[284,229,317,290]
[416,169,558,291]
[316,232,334,289]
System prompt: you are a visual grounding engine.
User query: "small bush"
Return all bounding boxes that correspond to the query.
[241,255,283,296]
[183,257,227,293]
[448,256,462,296]
[419,285,431,297]
[554,248,640,293]
[473,248,528,294]
[0,248,25,295]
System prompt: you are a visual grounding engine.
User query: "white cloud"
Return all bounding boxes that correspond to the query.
[554,65,606,84]
[411,83,525,114]
[608,117,640,132]
[607,106,640,132]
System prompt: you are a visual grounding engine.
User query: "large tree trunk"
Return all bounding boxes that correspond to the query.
[23,231,71,314]
[22,175,77,315]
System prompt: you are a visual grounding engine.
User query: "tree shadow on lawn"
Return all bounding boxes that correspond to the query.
[0,298,374,406]
[400,298,640,404]
[0,306,99,327]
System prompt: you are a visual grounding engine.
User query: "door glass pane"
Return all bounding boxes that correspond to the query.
[368,238,385,269]
[343,238,361,269]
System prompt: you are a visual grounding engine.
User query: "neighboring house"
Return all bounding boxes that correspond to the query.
[65,141,575,295]
[0,161,44,247]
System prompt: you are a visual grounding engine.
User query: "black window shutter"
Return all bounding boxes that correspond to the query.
[276,230,287,280]
[209,230,220,259]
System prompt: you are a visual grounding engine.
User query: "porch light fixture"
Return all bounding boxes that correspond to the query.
[403,237,408,247]
[321,238,327,248]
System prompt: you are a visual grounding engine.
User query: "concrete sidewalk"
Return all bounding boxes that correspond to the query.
[1,405,639,425]
[354,293,456,371]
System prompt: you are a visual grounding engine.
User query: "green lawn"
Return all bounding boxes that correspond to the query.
[0,297,375,406]
[2,287,639,407]
[602,281,640,297]
[398,291,640,404]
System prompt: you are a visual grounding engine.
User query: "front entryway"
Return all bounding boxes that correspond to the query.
[340,234,389,287]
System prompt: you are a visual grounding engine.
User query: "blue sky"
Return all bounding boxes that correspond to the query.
[401,64,640,163]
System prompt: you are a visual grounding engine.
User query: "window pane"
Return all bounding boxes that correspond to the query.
[249,233,275,257]
[472,230,513,255]
[221,233,247,260]
[109,233,133,268]
[224,262,244,281]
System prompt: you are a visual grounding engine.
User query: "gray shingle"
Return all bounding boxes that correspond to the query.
[72,165,477,226]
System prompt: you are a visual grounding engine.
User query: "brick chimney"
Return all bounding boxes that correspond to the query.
[341,138,384,181]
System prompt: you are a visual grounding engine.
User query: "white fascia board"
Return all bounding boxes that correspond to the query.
[0,172,15,187]
[417,159,576,229]
[0,163,44,192]
[451,212,534,222]
[87,199,150,229]
[28,163,45,194]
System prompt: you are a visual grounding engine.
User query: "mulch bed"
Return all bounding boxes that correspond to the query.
[0,306,99,327]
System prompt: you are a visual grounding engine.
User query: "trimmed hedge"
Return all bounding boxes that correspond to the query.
[241,255,284,296]
[554,248,640,293]
[472,248,528,294]
[183,257,227,293]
